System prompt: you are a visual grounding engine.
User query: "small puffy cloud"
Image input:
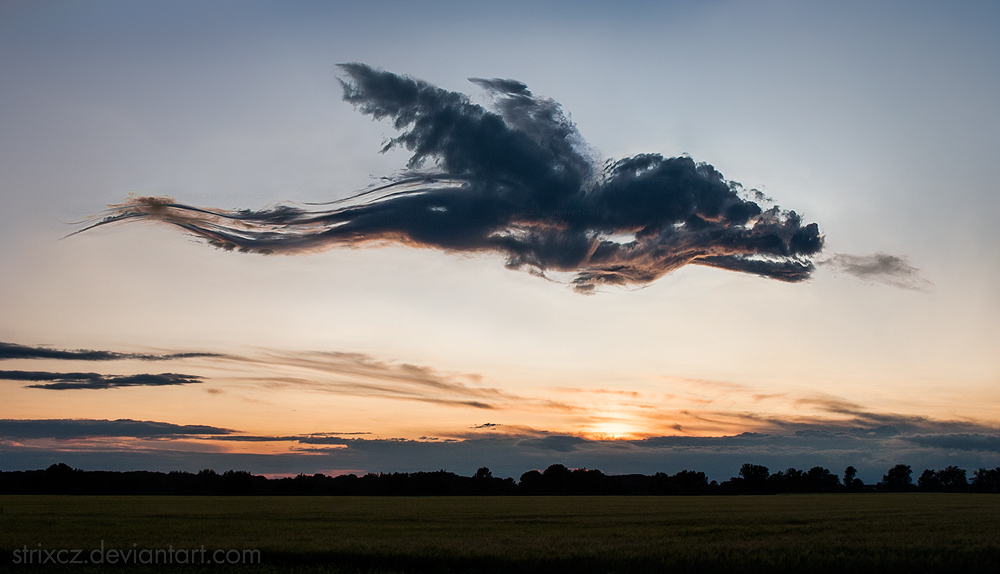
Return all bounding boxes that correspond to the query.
[819,252,932,291]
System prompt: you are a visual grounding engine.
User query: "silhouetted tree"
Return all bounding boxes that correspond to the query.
[541,464,572,494]
[652,470,711,495]
[4,461,997,496]
[675,470,711,494]
[918,466,967,493]
[467,467,516,494]
[806,466,841,492]
[41,463,82,494]
[971,467,1000,493]
[844,466,857,484]
[736,464,770,494]
[937,466,967,492]
[918,469,942,492]
[880,464,914,492]
[740,464,769,481]
[764,466,839,493]
[843,466,864,492]
[767,468,798,492]
[570,468,608,494]
[518,470,543,494]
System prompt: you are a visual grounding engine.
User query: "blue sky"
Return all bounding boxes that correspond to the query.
[1,0,998,482]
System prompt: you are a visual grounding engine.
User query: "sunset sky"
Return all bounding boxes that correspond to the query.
[1,0,998,482]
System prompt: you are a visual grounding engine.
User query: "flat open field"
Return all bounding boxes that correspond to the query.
[2,494,999,572]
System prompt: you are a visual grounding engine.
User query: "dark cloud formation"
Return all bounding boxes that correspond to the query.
[902,434,1000,453]
[5,421,1000,483]
[0,419,232,439]
[0,341,218,361]
[699,405,986,437]
[76,64,823,291]
[819,252,932,291]
[518,435,590,453]
[0,370,202,390]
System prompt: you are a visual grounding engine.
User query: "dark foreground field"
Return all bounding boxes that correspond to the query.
[2,494,999,573]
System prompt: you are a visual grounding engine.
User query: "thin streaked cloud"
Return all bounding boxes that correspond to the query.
[0,370,203,390]
[0,341,219,362]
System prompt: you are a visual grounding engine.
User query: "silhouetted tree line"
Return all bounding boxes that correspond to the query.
[3,462,1000,495]
[875,463,1000,493]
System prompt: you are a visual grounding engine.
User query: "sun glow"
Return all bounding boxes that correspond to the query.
[583,420,641,440]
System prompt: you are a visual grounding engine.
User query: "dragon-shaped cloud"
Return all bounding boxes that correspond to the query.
[75,64,824,292]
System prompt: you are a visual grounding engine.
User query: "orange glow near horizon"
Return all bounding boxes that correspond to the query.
[3,342,999,460]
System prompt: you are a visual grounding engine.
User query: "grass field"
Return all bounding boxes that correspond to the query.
[2,494,999,572]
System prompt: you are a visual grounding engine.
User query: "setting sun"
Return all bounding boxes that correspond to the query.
[583,418,642,440]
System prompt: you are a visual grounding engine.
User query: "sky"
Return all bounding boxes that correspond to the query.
[1,0,998,483]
